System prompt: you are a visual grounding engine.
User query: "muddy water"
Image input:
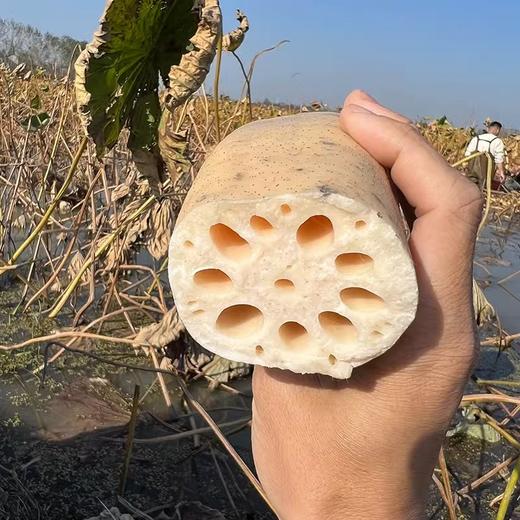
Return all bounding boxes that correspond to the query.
[1,223,519,519]
[430,222,520,519]
[0,358,261,519]
[0,290,261,518]
[476,224,520,331]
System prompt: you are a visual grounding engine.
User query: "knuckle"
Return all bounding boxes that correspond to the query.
[441,169,484,228]
[400,120,423,141]
[345,89,368,105]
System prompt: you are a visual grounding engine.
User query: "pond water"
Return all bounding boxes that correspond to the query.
[0,220,519,519]
[475,224,520,331]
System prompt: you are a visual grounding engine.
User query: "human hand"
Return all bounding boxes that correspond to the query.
[496,164,506,183]
[251,91,483,519]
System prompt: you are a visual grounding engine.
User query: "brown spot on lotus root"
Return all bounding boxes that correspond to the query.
[210,223,251,262]
[280,204,292,215]
[328,354,337,365]
[250,215,274,235]
[255,345,264,355]
[279,322,310,349]
[193,269,232,292]
[184,240,194,248]
[371,331,383,338]
[335,253,374,274]
[318,312,358,343]
[274,279,295,291]
[340,288,385,311]
[216,305,264,338]
[193,310,205,316]
[296,215,334,252]
[355,220,367,230]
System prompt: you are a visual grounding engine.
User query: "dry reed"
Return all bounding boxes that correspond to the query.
[1,67,520,518]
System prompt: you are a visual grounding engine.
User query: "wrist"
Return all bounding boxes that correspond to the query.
[283,491,425,520]
[258,418,439,520]
[280,463,429,520]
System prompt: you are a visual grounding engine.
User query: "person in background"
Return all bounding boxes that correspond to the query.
[504,161,520,191]
[464,121,506,188]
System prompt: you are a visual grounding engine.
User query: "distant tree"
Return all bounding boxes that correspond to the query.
[0,18,85,75]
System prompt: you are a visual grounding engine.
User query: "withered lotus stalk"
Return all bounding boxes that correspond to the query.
[169,113,418,379]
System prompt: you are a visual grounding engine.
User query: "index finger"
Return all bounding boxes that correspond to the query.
[344,90,412,124]
[340,102,481,218]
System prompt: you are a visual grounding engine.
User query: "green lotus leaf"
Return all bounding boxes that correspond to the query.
[75,0,198,156]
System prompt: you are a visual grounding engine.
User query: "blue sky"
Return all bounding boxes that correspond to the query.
[1,0,519,127]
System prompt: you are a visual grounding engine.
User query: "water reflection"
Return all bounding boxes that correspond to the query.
[475,225,520,331]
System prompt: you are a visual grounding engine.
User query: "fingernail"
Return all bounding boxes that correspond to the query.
[357,90,379,103]
[346,104,373,114]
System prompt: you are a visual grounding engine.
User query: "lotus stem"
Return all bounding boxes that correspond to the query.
[48,195,156,318]
[213,25,223,143]
[119,385,140,496]
[477,153,493,236]
[497,457,520,520]
[0,136,88,277]
[451,151,484,168]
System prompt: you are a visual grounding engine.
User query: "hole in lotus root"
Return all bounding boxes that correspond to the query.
[210,223,251,262]
[296,215,334,252]
[328,354,337,365]
[335,253,374,274]
[341,288,385,311]
[280,204,292,215]
[250,215,274,235]
[319,312,358,343]
[274,279,295,291]
[216,305,263,338]
[193,269,232,293]
[279,322,310,349]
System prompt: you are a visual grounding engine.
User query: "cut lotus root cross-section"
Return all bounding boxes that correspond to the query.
[169,113,418,379]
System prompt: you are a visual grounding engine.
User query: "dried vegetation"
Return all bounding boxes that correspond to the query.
[1,65,520,519]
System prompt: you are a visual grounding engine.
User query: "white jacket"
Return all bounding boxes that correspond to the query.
[464,133,505,164]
